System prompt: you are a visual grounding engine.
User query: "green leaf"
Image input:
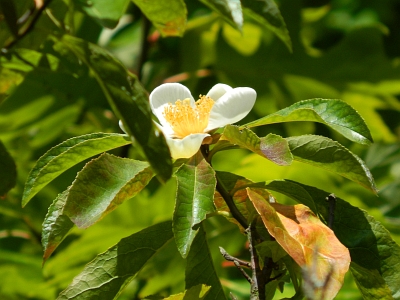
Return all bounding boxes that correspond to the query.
[185,224,227,300]
[241,0,292,52]
[132,0,187,37]
[56,34,172,182]
[73,0,130,28]
[221,125,293,166]
[350,262,394,299]
[263,180,400,299]
[64,153,154,228]
[57,221,173,300]
[22,133,131,206]
[0,140,17,196]
[42,190,74,262]
[244,99,373,145]
[199,0,243,31]
[160,284,211,300]
[286,135,376,193]
[174,153,216,258]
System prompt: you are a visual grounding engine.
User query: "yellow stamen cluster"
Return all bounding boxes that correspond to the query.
[163,95,214,138]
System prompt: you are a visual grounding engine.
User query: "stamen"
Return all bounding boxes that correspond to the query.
[163,95,214,138]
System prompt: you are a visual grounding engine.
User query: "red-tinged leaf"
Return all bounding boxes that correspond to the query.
[64,153,154,228]
[221,125,293,166]
[22,133,132,206]
[247,189,350,300]
[213,175,263,231]
[174,153,216,258]
[42,190,74,262]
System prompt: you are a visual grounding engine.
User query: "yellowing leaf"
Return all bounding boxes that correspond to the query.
[247,188,350,300]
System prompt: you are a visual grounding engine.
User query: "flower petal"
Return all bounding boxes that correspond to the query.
[206,87,257,131]
[207,83,232,101]
[150,83,195,129]
[166,133,209,159]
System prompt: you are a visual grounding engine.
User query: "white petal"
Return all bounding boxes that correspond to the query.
[119,120,127,134]
[205,87,256,131]
[166,133,209,159]
[149,83,195,129]
[206,83,232,101]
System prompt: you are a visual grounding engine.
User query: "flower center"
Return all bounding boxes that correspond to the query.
[163,95,214,138]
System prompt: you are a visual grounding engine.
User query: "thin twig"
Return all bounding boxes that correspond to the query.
[219,246,251,268]
[247,225,260,300]
[2,0,54,52]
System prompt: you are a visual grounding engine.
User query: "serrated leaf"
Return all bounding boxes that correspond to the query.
[0,140,17,196]
[199,0,243,31]
[221,125,293,166]
[64,153,153,228]
[57,221,173,300]
[22,133,131,206]
[263,180,400,299]
[73,0,130,28]
[185,224,227,300]
[248,189,350,300]
[244,99,373,145]
[241,0,292,52]
[56,34,172,181]
[160,284,211,300]
[350,262,394,299]
[287,135,377,193]
[132,0,187,37]
[174,153,216,258]
[42,190,74,262]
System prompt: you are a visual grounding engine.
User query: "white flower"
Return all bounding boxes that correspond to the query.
[122,83,257,159]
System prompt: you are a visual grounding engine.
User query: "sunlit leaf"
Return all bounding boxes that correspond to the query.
[199,0,243,31]
[185,224,227,300]
[241,0,292,52]
[160,284,211,300]
[245,99,372,145]
[55,34,172,181]
[248,189,350,300]
[73,0,130,28]
[132,0,187,37]
[263,180,400,299]
[244,99,373,145]
[64,153,153,228]
[174,153,216,257]
[221,125,293,166]
[287,135,377,192]
[57,221,173,300]
[22,133,131,206]
[42,190,74,262]
[0,140,16,196]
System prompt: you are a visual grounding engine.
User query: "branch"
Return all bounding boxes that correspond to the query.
[2,0,54,52]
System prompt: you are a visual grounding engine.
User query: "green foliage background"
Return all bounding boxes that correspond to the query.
[1,0,400,299]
